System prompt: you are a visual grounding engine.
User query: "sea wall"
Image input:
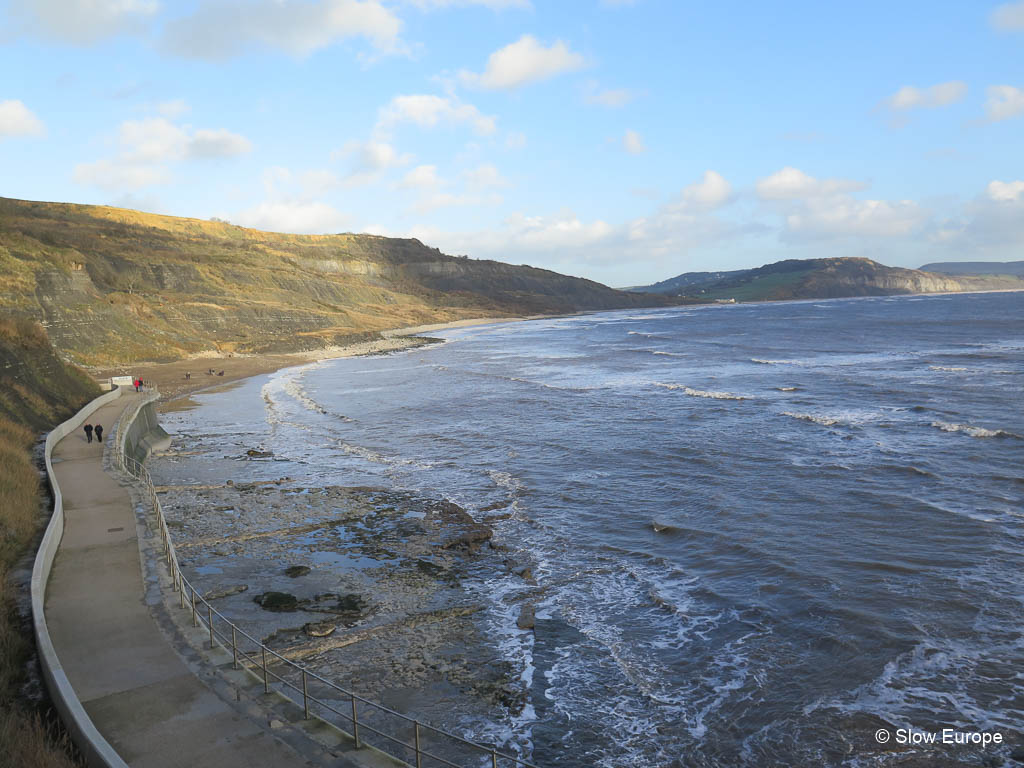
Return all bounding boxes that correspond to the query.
[122,399,171,465]
[31,386,130,768]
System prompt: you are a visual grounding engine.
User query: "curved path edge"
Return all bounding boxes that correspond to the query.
[31,386,130,768]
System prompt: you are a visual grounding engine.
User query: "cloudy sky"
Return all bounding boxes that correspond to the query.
[2,0,1023,285]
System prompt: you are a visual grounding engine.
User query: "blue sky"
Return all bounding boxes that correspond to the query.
[2,0,1023,286]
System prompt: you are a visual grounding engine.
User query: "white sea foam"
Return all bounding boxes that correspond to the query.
[655,383,747,400]
[931,421,1020,439]
[783,411,842,427]
[751,358,798,365]
[929,365,969,372]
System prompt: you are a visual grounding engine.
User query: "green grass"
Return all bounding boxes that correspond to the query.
[698,269,816,301]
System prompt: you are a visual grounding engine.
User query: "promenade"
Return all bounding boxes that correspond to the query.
[44,392,317,768]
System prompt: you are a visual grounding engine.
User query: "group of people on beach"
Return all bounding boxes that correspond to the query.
[83,423,103,444]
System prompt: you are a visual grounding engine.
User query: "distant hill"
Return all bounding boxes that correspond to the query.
[0,196,671,366]
[625,269,748,294]
[628,257,1024,302]
[920,261,1024,277]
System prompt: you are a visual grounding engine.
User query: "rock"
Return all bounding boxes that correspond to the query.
[246,449,274,458]
[284,565,311,578]
[431,500,493,551]
[303,620,337,638]
[269,718,285,730]
[1010,747,1024,763]
[204,584,248,600]
[514,566,533,581]
[516,603,536,630]
[335,593,367,614]
[253,591,299,612]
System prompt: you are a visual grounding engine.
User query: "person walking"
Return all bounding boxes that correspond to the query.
[94,424,103,443]
[83,423,93,443]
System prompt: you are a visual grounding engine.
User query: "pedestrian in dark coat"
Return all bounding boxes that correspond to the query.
[84,424,93,443]
[94,424,103,442]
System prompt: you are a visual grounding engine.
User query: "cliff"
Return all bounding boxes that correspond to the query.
[629,257,1024,302]
[0,196,670,367]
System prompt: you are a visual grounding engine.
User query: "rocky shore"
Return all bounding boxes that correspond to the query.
[154,470,535,739]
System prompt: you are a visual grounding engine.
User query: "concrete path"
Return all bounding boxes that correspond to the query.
[45,393,317,768]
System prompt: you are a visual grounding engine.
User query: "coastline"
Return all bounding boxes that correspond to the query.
[96,315,543,403]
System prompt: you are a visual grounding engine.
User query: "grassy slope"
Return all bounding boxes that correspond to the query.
[0,196,667,367]
[0,317,98,768]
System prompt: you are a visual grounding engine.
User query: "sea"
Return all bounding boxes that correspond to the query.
[150,291,1024,767]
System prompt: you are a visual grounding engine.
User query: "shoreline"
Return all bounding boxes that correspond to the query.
[95,315,545,403]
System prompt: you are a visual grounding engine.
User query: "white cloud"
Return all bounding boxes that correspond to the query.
[73,117,253,190]
[157,99,190,118]
[7,0,157,44]
[404,0,530,8]
[584,81,636,107]
[987,179,1024,201]
[0,99,45,138]
[161,0,403,59]
[885,80,967,110]
[232,201,351,234]
[463,163,510,190]
[73,160,170,190]
[991,1,1024,30]
[784,198,925,239]
[187,129,253,159]
[928,180,1024,256]
[377,94,496,135]
[400,164,442,189]
[460,34,586,90]
[756,166,863,200]
[756,166,925,240]
[682,170,731,207]
[337,139,413,177]
[505,131,527,149]
[622,129,646,154]
[984,85,1024,122]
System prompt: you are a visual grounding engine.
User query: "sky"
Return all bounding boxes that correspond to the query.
[2,0,1023,287]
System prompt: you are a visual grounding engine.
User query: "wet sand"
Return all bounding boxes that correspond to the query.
[96,316,538,403]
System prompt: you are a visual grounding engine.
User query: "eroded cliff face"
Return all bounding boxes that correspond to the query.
[0,197,668,366]
[797,259,965,298]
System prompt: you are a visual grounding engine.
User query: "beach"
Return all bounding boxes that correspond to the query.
[96,316,537,402]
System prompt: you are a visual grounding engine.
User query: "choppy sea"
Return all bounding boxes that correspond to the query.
[151,292,1024,767]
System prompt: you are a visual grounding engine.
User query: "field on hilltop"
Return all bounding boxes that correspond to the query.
[0,196,668,367]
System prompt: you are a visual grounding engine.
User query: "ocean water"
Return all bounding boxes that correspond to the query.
[152,292,1024,767]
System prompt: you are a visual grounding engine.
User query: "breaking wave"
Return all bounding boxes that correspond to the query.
[655,383,747,400]
[931,421,1021,439]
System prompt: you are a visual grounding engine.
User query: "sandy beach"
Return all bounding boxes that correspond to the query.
[95,316,536,403]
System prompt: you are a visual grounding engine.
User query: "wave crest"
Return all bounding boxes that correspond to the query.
[931,421,1021,439]
[655,383,747,400]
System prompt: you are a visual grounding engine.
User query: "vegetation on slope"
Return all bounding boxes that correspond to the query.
[0,196,669,367]
[630,257,1024,302]
[0,317,97,768]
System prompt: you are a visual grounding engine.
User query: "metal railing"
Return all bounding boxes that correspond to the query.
[114,390,538,768]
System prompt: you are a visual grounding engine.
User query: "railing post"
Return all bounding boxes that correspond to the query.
[231,626,238,669]
[351,695,360,748]
[262,647,269,694]
[302,670,309,719]
[414,721,422,768]
[491,749,498,768]
[208,604,214,649]
[191,588,197,626]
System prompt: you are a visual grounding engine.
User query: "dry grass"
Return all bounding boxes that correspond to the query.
[0,418,83,766]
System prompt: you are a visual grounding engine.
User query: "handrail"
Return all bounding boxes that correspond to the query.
[115,393,538,768]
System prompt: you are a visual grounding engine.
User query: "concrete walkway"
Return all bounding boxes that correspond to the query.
[45,393,317,768]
